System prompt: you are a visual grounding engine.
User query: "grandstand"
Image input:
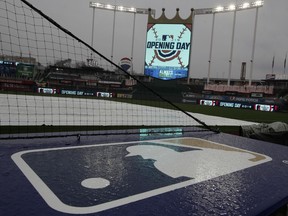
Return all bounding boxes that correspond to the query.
[42,65,130,92]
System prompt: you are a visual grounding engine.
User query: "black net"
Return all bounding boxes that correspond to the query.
[0,0,215,139]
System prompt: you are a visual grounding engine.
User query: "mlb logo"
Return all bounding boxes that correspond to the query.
[12,137,271,214]
[162,34,174,41]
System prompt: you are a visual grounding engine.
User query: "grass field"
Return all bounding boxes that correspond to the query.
[183,104,288,135]
[114,98,288,124]
[113,98,288,136]
[180,104,288,124]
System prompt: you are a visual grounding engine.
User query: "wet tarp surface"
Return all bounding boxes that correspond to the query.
[1,128,288,215]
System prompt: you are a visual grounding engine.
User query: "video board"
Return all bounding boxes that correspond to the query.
[17,63,34,78]
[0,61,34,78]
[254,104,277,112]
[199,99,217,106]
[144,23,192,80]
[38,88,57,94]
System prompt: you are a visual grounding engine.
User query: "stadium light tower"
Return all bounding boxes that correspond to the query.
[195,0,264,86]
[89,2,155,72]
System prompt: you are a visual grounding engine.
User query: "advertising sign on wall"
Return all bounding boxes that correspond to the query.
[120,57,132,71]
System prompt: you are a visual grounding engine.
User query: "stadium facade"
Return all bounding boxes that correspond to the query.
[1,55,288,112]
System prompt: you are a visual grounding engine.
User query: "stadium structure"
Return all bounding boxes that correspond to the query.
[0,0,287,139]
[1,1,288,216]
[1,54,288,112]
[1,0,287,113]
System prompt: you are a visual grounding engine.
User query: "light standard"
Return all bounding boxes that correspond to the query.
[228,6,237,86]
[89,2,155,73]
[195,0,264,85]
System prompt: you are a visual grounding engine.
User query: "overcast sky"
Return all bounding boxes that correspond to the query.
[28,0,288,80]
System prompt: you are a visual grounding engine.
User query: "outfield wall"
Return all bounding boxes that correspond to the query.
[182,92,288,112]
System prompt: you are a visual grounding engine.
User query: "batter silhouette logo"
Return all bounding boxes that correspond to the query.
[12,137,272,214]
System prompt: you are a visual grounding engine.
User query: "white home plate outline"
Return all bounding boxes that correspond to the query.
[11,137,272,214]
